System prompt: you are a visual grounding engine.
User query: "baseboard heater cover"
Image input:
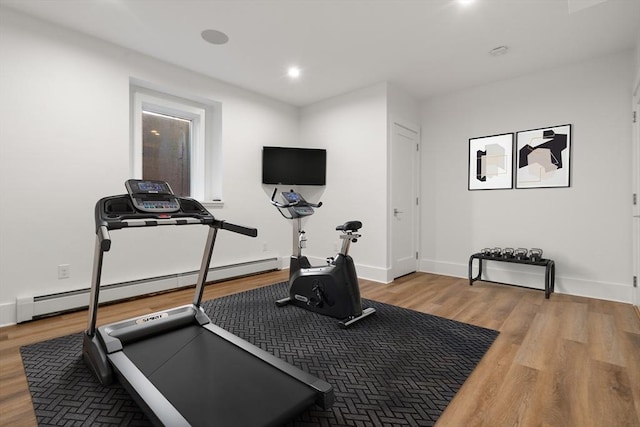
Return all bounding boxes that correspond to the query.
[16,258,279,323]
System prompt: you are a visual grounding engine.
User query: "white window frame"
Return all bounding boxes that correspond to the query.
[130,83,223,204]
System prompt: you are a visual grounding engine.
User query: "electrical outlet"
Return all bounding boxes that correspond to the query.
[58,264,70,279]
[263,242,268,252]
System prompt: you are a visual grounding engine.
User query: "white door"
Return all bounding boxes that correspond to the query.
[632,78,639,308]
[391,122,419,279]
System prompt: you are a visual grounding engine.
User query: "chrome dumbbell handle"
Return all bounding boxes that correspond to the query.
[529,248,543,261]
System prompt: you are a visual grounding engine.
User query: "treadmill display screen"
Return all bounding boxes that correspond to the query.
[125,179,180,213]
[137,181,170,194]
[126,179,174,195]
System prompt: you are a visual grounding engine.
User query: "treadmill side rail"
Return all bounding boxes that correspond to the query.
[109,352,191,427]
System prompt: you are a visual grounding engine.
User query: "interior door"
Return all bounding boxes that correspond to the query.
[391,122,419,279]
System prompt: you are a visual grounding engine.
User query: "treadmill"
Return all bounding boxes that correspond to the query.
[82,180,333,427]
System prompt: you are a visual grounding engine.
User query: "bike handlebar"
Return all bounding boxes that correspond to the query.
[269,188,322,209]
[270,188,296,208]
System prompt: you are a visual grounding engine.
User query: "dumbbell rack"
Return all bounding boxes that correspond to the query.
[468,253,555,298]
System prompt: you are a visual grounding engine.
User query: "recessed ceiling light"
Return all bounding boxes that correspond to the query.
[489,46,509,56]
[457,0,476,6]
[287,66,302,79]
[201,29,229,45]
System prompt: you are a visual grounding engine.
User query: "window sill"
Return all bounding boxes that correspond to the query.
[202,200,224,209]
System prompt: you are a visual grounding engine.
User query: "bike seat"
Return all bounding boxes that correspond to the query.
[336,221,362,232]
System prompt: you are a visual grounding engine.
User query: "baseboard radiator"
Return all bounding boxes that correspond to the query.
[16,258,279,323]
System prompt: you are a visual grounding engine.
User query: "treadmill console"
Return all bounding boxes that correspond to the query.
[282,191,315,217]
[125,179,180,213]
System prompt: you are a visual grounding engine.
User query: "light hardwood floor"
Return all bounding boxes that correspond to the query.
[1,271,639,426]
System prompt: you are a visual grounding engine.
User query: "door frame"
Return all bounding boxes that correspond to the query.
[632,74,640,309]
[388,118,421,281]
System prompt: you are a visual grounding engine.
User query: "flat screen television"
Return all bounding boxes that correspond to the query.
[262,146,326,186]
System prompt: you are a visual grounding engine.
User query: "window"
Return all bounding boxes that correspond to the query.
[131,84,222,202]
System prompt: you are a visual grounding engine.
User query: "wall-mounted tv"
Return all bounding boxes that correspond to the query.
[262,146,327,186]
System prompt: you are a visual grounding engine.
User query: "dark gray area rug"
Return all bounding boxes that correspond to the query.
[21,281,499,426]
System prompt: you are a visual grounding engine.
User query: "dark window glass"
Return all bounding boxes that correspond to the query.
[142,111,191,196]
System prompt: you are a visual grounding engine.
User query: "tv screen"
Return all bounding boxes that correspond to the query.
[262,146,327,186]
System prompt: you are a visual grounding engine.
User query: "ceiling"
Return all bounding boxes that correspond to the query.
[1,0,639,106]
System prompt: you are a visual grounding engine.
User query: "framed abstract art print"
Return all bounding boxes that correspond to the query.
[468,133,514,190]
[515,124,571,189]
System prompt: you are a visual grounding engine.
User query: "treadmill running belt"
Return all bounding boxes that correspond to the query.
[122,324,317,427]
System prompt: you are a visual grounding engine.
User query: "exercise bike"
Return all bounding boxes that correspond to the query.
[270,189,375,328]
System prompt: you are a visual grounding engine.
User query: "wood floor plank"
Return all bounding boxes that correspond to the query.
[513,312,554,370]
[483,364,540,427]
[623,330,640,422]
[557,300,589,343]
[436,337,520,426]
[499,298,539,345]
[588,360,638,427]
[1,271,639,427]
[537,339,590,427]
[588,311,627,367]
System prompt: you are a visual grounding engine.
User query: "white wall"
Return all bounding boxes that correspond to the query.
[636,31,640,75]
[0,8,299,325]
[420,50,635,302]
[294,82,420,283]
[387,83,420,127]
[299,83,389,282]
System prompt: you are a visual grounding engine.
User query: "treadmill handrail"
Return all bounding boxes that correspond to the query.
[94,195,258,237]
[86,195,258,339]
[220,220,258,237]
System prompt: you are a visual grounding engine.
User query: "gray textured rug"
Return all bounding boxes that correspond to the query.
[21,281,499,426]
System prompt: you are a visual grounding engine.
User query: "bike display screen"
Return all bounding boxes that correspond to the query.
[282,192,304,203]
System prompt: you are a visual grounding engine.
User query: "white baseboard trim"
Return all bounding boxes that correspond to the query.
[420,258,633,303]
[5,258,279,326]
[356,264,389,284]
[0,302,16,329]
[420,259,467,280]
[5,255,627,328]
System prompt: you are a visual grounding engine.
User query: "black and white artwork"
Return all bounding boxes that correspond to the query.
[468,133,514,190]
[516,124,571,188]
